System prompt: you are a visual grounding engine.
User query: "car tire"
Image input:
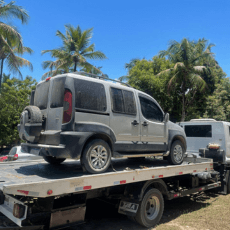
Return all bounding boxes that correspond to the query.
[24,106,42,123]
[134,188,164,228]
[81,139,111,174]
[43,156,66,165]
[168,140,185,165]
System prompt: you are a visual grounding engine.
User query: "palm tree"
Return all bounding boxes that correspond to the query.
[125,58,140,73]
[42,24,107,78]
[0,0,30,88]
[158,38,214,121]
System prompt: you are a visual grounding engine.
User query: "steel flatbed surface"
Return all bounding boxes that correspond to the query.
[0,157,213,198]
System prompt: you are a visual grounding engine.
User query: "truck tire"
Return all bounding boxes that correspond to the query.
[24,106,42,123]
[168,140,185,165]
[81,139,111,174]
[227,170,230,194]
[43,156,66,165]
[134,188,164,228]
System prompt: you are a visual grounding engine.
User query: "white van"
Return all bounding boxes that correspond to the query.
[179,119,230,164]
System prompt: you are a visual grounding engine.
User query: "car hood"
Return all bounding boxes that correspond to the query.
[168,121,185,133]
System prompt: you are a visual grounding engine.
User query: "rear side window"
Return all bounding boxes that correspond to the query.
[111,88,136,115]
[185,125,212,137]
[74,79,106,112]
[139,96,163,122]
[50,77,66,108]
[34,81,50,110]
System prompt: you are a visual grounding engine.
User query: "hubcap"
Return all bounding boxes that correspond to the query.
[89,145,108,170]
[173,144,183,163]
[145,196,160,220]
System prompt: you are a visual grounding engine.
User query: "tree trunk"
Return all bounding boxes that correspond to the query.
[0,59,4,89]
[74,61,77,72]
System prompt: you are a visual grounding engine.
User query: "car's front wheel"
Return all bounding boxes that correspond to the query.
[168,140,185,165]
[81,139,111,174]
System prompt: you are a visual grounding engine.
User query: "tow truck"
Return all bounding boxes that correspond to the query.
[0,154,229,230]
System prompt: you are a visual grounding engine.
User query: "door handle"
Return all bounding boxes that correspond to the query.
[131,120,139,126]
[142,121,148,126]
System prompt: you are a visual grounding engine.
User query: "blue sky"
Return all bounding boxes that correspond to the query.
[10,0,230,82]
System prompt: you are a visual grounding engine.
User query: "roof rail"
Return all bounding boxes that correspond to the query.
[72,71,132,88]
[190,119,216,122]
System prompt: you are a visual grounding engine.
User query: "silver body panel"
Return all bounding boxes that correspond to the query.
[180,120,230,163]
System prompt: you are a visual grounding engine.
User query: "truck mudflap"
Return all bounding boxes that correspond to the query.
[118,199,139,216]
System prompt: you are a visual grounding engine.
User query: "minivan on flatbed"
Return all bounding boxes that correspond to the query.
[18,72,187,173]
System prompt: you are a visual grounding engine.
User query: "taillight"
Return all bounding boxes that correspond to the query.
[13,154,18,161]
[62,89,72,123]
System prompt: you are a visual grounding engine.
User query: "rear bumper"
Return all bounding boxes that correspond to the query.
[21,131,93,159]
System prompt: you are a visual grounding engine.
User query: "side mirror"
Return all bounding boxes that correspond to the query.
[164,113,169,122]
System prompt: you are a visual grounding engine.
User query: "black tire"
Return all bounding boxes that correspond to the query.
[134,188,164,228]
[24,106,42,123]
[81,139,111,174]
[43,156,66,165]
[227,170,230,194]
[168,140,185,165]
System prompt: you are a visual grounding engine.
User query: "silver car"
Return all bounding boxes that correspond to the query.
[18,72,187,173]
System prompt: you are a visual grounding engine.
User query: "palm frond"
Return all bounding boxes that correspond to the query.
[0,1,29,24]
[157,68,172,76]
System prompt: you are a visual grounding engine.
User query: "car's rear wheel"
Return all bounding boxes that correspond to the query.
[81,139,111,174]
[43,156,66,165]
[168,140,185,165]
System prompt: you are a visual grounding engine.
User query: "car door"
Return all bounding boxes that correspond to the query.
[138,94,167,151]
[109,87,140,148]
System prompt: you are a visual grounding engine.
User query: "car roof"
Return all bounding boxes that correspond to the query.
[38,73,164,112]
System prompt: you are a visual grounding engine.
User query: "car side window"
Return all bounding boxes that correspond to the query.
[9,147,17,156]
[111,88,136,115]
[74,79,107,112]
[139,96,164,122]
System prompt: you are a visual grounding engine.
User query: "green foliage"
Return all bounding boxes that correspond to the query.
[127,57,180,118]
[41,24,107,79]
[158,38,216,121]
[202,78,230,121]
[124,38,227,122]
[0,1,32,88]
[0,75,36,146]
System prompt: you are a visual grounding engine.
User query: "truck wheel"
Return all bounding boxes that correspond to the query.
[168,140,185,165]
[43,156,66,165]
[134,188,164,228]
[227,170,230,194]
[24,106,42,123]
[81,139,111,174]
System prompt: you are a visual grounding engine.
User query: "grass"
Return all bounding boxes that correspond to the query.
[156,192,230,230]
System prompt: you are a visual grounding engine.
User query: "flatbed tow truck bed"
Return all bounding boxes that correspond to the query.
[0,157,221,229]
[0,157,213,197]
